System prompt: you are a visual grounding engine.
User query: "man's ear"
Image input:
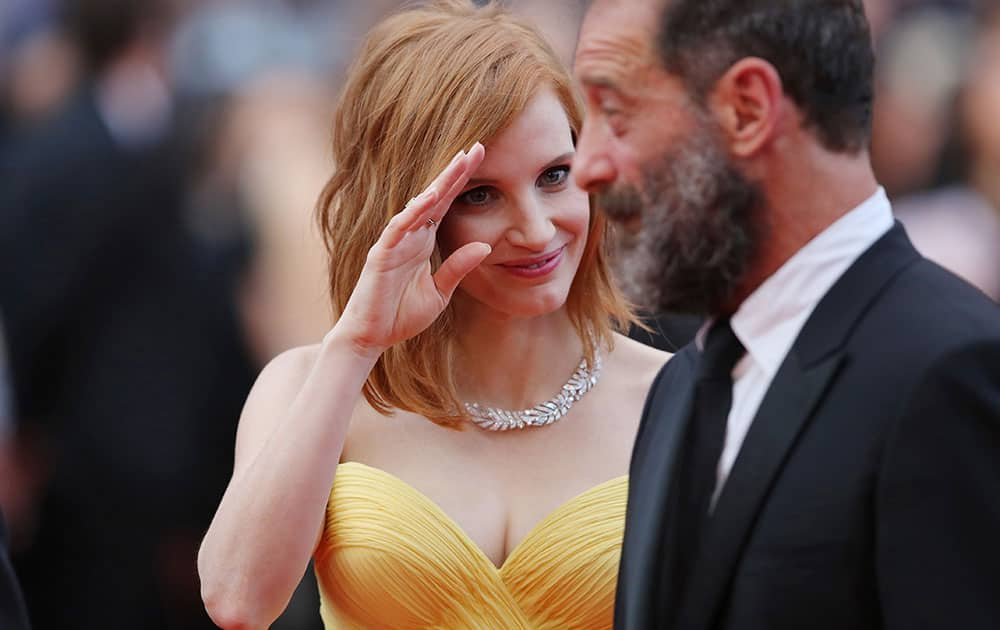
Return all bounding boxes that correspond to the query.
[708,57,784,157]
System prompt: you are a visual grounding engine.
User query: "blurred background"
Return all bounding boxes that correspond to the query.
[0,0,997,628]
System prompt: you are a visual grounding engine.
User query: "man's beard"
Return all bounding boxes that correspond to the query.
[600,119,765,317]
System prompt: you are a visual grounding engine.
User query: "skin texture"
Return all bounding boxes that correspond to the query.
[197,87,668,629]
[573,0,880,315]
[438,91,590,323]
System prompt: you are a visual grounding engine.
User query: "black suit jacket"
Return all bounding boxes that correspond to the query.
[0,511,30,630]
[616,225,1000,630]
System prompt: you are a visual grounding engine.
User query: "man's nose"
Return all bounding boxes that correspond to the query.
[573,122,617,194]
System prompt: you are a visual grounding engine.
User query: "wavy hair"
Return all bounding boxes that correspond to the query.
[316,0,635,427]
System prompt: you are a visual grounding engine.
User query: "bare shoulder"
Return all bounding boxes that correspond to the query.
[232,344,322,477]
[580,333,672,445]
[246,344,321,412]
[585,332,671,415]
[606,332,672,389]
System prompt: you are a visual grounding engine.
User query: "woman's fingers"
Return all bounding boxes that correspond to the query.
[377,142,485,249]
[402,148,470,232]
[433,144,485,223]
[418,143,486,228]
[433,241,491,301]
[381,187,439,249]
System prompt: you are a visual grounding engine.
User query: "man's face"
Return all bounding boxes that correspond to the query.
[573,0,764,315]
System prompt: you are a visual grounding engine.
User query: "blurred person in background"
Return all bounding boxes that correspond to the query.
[960,3,1000,216]
[0,0,80,141]
[878,2,1000,300]
[0,316,32,630]
[0,0,255,627]
[192,74,336,363]
[870,4,973,198]
[0,512,30,629]
[198,1,669,628]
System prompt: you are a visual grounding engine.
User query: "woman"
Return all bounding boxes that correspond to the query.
[198,1,668,628]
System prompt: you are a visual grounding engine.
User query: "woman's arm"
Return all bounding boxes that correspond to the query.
[197,144,487,630]
[197,332,374,630]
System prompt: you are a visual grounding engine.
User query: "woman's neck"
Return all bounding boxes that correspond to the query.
[451,302,586,412]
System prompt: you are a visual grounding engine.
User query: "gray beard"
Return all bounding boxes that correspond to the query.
[600,122,765,316]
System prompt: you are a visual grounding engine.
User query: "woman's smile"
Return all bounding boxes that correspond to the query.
[497,245,567,278]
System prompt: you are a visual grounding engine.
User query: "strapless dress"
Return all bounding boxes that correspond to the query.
[314,462,628,629]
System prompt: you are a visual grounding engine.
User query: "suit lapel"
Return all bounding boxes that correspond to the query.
[675,224,923,629]
[618,347,698,630]
[677,350,844,629]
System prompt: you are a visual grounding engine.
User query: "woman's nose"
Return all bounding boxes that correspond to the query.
[506,197,557,250]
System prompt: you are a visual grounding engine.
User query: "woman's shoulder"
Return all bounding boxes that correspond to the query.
[237,343,330,444]
[256,344,387,425]
[608,332,671,373]
[601,333,672,396]
[251,344,322,398]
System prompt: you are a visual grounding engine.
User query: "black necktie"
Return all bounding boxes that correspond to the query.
[674,319,746,587]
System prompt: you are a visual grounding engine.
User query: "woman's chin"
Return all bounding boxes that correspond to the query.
[494,291,570,319]
[455,284,573,321]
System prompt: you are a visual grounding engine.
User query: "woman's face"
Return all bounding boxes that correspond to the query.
[438,89,590,319]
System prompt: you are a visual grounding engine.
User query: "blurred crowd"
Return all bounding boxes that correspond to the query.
[0,0,997,628]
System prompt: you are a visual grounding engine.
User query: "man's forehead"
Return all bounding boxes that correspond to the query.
[576,0,662,78]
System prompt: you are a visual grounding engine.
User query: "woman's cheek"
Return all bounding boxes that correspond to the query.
[440,216,503,254]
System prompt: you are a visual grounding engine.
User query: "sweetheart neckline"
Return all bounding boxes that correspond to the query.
[335,461,628,571]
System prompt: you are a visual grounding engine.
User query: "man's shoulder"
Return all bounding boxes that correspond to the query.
[873,255,1000,346]
[648,343,698,390]
[639,343,698,426]
[829,254,1000,392]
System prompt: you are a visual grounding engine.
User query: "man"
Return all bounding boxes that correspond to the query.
[572,1,1000,629]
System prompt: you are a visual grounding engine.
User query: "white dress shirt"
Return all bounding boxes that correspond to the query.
[704,188,895,505]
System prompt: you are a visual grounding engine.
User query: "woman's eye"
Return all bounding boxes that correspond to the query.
[539,166,570,188]
[457,187,494,206]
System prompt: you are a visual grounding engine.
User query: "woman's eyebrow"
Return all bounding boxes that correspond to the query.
[464,151,576,188]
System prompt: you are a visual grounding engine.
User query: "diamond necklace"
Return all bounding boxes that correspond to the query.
[464,352,603,431]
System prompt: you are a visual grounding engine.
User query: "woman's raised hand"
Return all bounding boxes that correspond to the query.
[333,143,489,357]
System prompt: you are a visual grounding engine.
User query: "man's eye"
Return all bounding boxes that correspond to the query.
[598,97,623,117]
[603,110,627,135]
[539,166,570,188]
[458,187,494,206]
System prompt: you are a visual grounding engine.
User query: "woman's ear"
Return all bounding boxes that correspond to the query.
[708,57,784,158]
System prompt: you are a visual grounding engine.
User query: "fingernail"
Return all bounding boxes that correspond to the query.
[469,142,482,152]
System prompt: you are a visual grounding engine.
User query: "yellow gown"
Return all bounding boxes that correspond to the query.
[314,462,628,629]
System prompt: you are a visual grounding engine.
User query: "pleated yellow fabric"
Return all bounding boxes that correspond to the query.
[314,462,628,629]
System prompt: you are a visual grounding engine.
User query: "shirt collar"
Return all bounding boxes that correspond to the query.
[699,188,894,378]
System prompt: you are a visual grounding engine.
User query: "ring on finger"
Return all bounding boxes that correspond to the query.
[426,218,437,227]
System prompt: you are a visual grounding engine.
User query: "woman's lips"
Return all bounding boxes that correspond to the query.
[497,246,566,279]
